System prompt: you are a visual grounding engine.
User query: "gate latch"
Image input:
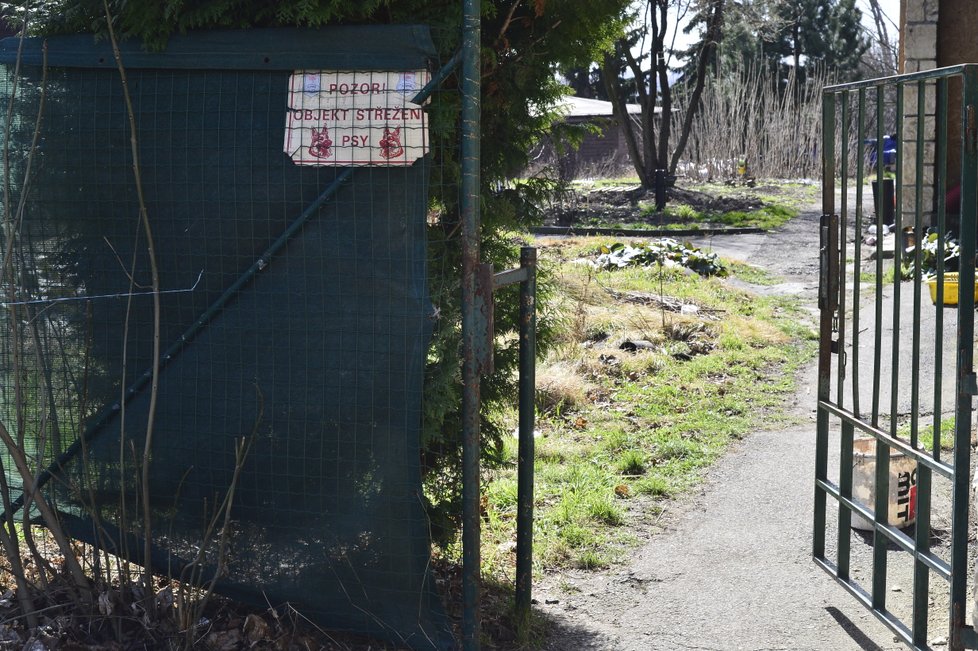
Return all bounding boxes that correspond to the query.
[818,213,840,313]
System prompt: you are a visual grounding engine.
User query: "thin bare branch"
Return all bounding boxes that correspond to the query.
[102,0,163,617]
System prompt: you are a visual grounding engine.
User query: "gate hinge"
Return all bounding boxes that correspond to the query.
[964,372,978,396]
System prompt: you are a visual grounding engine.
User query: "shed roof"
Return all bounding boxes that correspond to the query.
[557,95,649,118]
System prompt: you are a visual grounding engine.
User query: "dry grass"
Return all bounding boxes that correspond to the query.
[480,235,817,577]
[536,361,593,414]
[674,63,827,180]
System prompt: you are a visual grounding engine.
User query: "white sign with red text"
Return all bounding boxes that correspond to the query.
[284,70,430,166]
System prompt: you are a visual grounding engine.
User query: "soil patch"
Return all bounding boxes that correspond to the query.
[549,182,766,229]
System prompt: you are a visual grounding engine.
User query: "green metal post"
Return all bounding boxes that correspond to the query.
[839,92,850,409]
[836,91,854,580]
[461,0,483,646]
[872,85,885,427]
[934,77,949,459]
[871,84,890,612]
[890,84,904,435]
[910,80,925,452]
[852,88,866,418]
[515,246,537,632]
[950,65,978,650]
[815,91,836,561]
[911,78,931,648]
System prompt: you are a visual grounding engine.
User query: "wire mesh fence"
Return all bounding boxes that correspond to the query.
[0,25,464,650]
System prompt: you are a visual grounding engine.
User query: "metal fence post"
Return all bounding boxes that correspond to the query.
[814,91,836,563]
[951,65,978,651]
[461,0,483,647]
[515,246,537,631]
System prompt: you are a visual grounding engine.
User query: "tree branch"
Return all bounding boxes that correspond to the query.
[670,0,725,173]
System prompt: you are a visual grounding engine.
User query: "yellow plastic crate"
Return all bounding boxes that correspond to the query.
[928,272,978,305]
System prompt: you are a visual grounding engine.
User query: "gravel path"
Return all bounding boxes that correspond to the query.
[537,206,952,650]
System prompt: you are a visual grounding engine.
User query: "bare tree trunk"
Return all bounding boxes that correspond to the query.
[654,0,672,170]
[602,0,673,188]
[603,49,651,187]
[669,0,725,173]
[866,0,897,75]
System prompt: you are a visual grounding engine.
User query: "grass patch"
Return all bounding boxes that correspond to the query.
[590,176,642,188]
[615,449,647,475]
[555,179,811,232]
[726,260,780,286]
[859,267,898,285]
[480,235,816,579]
[686,179,820,210]
[713,204,796,229]
[897,416,956,453]
[636,200,797,231]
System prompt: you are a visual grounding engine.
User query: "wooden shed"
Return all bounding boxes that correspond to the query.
[528,95,649,179]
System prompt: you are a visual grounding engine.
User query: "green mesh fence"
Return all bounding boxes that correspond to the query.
[0,27,455,650]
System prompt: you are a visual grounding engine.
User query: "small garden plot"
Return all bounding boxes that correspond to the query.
[480,236,818,578]
[548,180,817,231]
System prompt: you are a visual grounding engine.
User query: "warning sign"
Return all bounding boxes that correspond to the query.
[284,70,430,166]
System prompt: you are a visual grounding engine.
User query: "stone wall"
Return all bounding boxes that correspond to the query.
[899,0,939,221]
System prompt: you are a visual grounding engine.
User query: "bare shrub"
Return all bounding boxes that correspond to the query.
[673,63,830,180]
[0,7,255,642]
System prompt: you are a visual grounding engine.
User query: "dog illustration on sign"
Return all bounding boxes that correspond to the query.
[308,126,333,159]
[379,127,404,159]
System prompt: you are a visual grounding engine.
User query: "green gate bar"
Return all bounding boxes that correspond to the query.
[951,66,978,650]
[816,64,978,650]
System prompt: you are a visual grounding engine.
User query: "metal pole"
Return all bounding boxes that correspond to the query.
[515,246,537,631]
[814,91,836,562]
[950,65,978,651]
[460,0,483,647]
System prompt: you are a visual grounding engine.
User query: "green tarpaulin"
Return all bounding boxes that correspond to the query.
[0,26,453,650]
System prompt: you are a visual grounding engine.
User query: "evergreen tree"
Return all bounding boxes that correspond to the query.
[764,0,868,84]
[679,0,869,85]
[562,65,611,100]
[6,0,631,540]
[708,0,780,71]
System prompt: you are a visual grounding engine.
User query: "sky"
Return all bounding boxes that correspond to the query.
[856,0,901,50]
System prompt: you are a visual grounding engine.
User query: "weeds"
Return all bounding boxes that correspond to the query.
[615,449,647,475]
[637,200,798,231]
[480,236,816,576]
[675,62,827,180]
[0,13,259,644]
[591,240,727,277]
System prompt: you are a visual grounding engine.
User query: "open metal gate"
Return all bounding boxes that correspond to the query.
[815,65,978,649]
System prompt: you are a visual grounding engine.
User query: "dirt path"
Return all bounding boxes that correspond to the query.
[537,208,922,650]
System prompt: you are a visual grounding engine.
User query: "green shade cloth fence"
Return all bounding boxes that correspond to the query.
[0,26,453,650]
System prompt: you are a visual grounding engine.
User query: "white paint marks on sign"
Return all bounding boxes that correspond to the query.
[284,70,430,166]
